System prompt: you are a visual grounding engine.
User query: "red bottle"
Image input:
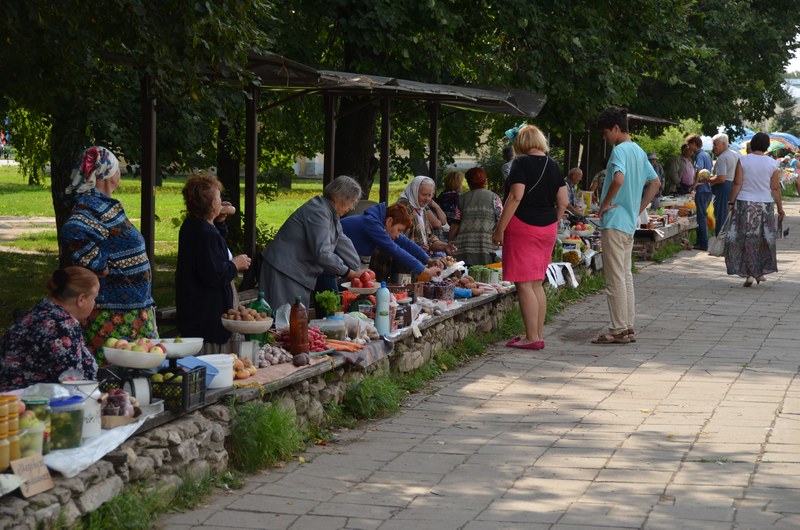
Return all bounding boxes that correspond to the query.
[289,296,309,354]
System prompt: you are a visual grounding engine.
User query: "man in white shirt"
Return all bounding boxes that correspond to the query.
[709,133,740,235]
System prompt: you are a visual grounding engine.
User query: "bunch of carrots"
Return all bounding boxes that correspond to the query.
[325,339,364,352]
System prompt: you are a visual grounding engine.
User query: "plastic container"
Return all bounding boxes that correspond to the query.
[162,356,219,388]
[151,365,207,411]
[19,423,45,458]
[198,354,234,389]
[49,395,85,450]
[62,380,102,440]
[289,296,309,354]
[22,397,51,454]
[316,314,346,340]
[375,282,391,336]
[248,292,272,345]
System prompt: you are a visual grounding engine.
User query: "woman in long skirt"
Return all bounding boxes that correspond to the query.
[725,132,785,287]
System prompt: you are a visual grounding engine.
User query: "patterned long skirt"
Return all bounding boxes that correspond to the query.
[83,306,158,364]
[724,201,778,278]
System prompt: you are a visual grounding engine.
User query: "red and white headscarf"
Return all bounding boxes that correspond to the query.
[65,146,120,195]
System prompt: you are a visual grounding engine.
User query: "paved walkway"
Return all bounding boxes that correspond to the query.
[160,204,800,530]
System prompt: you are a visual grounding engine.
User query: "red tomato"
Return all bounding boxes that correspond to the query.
[359,271,371,284]
[366,269,376,281]
[351,278,363,288]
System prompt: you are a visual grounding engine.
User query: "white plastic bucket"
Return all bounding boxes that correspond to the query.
[198,354,234,389]
[62,380,102,439]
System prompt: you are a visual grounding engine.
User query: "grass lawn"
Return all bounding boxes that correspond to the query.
[0,165,408,331]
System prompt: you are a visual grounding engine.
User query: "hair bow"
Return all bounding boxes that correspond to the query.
[505,123,527,142]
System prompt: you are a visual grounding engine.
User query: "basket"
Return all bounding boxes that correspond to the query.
[150,365,206,412]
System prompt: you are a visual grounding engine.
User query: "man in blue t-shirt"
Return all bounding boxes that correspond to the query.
[686,134,713,250]
[593,107,660,345]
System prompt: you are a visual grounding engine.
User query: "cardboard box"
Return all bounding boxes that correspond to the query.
[101,407,142,429]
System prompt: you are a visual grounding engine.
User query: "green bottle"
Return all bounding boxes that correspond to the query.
[247,292,272,346]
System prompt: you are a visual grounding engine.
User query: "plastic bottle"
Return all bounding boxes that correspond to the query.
[248,292,272,345]
[552,238,563,263]
[289,296,309,355]
[375,282,391,336]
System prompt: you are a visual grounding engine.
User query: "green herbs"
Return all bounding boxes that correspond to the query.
[314,290,342,315]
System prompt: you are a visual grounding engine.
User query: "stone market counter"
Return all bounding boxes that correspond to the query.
[0,288,518,529]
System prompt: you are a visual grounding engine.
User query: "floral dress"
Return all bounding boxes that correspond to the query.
[0,298,98,391]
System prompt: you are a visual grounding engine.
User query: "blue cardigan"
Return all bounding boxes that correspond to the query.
[341,203,429,275]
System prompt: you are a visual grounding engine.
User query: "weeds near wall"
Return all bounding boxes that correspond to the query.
[227,401,304,472]
[78,483,171,529]
[342,376,404,419]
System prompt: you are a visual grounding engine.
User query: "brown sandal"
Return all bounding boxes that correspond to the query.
[626,329,636,342]
[591,332,631,344]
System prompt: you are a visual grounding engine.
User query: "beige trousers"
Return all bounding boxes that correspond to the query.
[601,228,635,334]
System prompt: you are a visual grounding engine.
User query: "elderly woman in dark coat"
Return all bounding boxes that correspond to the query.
[176,174,251,349]
[448,167,503,265]
[259,176,362,310]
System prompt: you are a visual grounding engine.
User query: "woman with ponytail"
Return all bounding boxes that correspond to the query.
[0,267,99,391]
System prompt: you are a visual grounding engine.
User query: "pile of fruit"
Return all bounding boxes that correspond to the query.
[105,336,165,354]
[222,306,270,321]
[571,221,595,233]
[18,401,46,458]
[349,268,377,289]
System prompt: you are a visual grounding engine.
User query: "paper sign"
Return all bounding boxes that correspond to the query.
[10,455,54,498]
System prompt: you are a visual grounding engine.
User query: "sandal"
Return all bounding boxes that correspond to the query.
[626,329,636,342]
[591,332,631,344]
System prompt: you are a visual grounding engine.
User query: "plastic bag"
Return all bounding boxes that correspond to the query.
[274,303,291,331]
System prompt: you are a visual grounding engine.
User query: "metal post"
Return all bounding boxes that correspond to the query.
[380,98,391,204]
[428,103,440,182]
[244,86,259,257]
[140,74,156,272]
[323,94,337,187]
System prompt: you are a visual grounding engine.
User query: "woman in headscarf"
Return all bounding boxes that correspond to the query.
[177,174,251,350]
[370,176,456,278]
[61,147,157,362]
[725,132,785,287]
[448,167,503,266]
[259,176,362,311]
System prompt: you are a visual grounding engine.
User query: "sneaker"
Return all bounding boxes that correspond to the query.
[693,245,707,251]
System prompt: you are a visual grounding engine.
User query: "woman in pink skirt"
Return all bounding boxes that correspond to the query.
[492,125,568,350]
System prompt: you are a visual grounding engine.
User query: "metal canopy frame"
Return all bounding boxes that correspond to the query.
[140,52,548,264]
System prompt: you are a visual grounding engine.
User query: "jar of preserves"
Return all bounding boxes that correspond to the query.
[22,397,51,454]
[0,433,8,473]
[8,429,19,462]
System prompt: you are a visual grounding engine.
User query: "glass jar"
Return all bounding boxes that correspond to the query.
[0,396,8,418]
[49,396,84,450]
[8,429,19,462]
[0,433,8,473]
[22,397,51,454]
[0,417,6,437]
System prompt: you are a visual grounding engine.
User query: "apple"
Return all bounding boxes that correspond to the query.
[131,345,148,352]
[151,373,164,382]
[104,337,119,348]
[114,339,130,350]
[149,345,165,355]
[18,401,25,414]
[351,278,363,288]
[136,337,151,346]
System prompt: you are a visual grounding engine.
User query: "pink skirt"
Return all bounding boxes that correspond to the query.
[502,216,556,282]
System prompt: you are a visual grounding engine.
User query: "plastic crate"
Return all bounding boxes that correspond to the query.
[150,365,206,412]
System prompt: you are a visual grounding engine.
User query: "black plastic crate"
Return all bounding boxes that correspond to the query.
[150,365,206,412]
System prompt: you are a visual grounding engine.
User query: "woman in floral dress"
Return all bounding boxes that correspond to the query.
[0,267,99,391]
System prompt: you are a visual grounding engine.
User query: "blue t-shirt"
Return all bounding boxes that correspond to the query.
[600,141,658,235]
[695,149,713,193]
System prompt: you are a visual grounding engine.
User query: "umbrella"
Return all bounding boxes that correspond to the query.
[769,132,800,150]
[767,136,795,153]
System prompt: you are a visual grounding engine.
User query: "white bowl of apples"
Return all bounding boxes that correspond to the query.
[342,269,379,294]
[571,221,597,237]
[103,337,167,369]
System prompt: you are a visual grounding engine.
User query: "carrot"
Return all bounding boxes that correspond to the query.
[326,339,364,352]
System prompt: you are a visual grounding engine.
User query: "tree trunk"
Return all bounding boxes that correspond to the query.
[50,113,89,267]
[216,121,242,249]
[334,96,379,199]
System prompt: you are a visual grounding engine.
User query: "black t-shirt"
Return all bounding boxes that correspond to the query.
[505,155,565,226]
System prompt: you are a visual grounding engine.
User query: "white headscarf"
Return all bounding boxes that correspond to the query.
[399,176,435,211]
[65,146,120,195]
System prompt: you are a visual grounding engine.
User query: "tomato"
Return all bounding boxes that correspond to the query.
[351,278,363,288]
[366,269,376,281]
[359,271,372,284]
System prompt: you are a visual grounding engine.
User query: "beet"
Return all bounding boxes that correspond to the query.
[292,353,310,367]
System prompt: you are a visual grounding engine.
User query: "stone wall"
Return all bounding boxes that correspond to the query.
[0,290,517,529]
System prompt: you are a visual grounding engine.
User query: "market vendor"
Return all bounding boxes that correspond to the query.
[0,267,99,392]
[259,176,362,311]
[341,202,442,281]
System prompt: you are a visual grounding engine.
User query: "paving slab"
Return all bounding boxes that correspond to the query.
[156,203,800,529]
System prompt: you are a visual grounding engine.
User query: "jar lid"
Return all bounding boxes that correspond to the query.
[21,397,49,405]
[50,395,85,408]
